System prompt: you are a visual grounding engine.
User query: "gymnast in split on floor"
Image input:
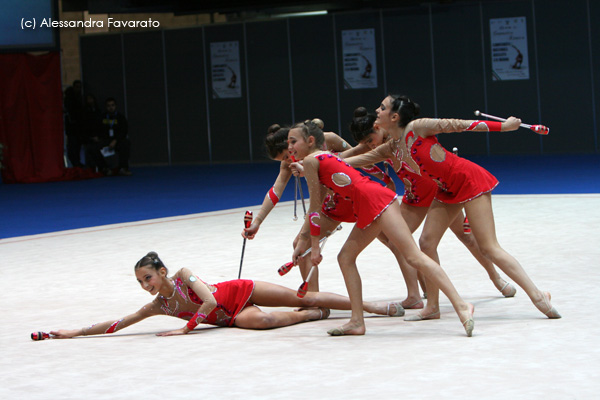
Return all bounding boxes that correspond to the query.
[47,251,404,339]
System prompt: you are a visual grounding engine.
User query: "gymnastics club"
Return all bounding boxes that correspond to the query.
[238,210,253,279]
[292,154,299,221]
[290,154,307,218]
[293,176,299,221]
[296,226,341,298]
[474,110,549,135]
[297,178,307,217]
[278,225,343,276]
[31,332,54,341]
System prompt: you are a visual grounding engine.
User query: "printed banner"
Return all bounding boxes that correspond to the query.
[342,29,377,89]
[210,41,242,98]
[490,17,529,81]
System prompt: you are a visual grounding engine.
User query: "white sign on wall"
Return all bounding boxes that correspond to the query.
[342,29,378,89]
[490,17,529,81]
[210,41,242,98]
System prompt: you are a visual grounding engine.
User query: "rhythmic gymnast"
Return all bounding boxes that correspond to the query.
[254,120,420,310]
[243,120,356,241]
[47,252,404,339]
[243,121,391,293]
[348,94,560,321]
[288,121,474,336]
[347,106,518,311]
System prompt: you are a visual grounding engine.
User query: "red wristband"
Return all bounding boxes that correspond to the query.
[466,120,502,132]
[268,187,279,206]
[105,319,123,334]
[186,312,207,330]
[309,212,321,236]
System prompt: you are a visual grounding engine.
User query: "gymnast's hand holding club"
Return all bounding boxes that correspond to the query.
[242,212,259,239]
[474,110,549,135]
[292,212,324,269]
[290,161,304,177]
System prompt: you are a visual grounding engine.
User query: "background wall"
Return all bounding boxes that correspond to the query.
[79,0,599,165]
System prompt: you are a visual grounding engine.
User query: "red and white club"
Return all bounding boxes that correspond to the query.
[295,226,341,298]
[238,210,253,279]
[278,235,328,276]
[297,266,317,298]
[474,110,549,135]
[278,225,343,276]
[31,331,54,341]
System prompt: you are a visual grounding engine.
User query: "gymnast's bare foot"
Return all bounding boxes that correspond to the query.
[327,321,365,336]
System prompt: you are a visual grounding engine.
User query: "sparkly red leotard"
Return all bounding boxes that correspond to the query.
[321,192,358,223]
[314,152,397,229]
[153,270,255,327]
[405,131,498,204]
[395,161,439,207]
[79,269,256,336]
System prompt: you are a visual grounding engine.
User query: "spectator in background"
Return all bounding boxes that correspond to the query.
[63,80,84,167]
[86,97,132,176]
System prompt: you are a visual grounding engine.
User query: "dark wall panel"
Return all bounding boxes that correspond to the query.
[79,0,599,164]
[80,34,125,113]
[482,1,541,154]
[334,11,386,143]
[204,23,249,162]
[164,27,209,164]
[382,6,436,121]
[431,3,488,154]
[245,19,293,161]
[123,31,168,164]
[589,0,599,153]
[289,15,339,134]
[535,0,595,153]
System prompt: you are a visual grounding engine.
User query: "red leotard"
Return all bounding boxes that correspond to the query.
[314,152,397,229]
[321,192,358,223]
[395,161,439,207]
[405,132,498,204]
[155,272,255,327]
[78,270,256,336]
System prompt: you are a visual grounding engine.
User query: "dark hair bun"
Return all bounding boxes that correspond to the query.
[353,106,368,118]
[413,102,421,117]
[267,124,281,135]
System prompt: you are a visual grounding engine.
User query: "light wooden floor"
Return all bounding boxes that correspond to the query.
[1,194,599,399]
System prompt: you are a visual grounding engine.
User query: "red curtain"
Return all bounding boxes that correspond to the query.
[0,52,98,183]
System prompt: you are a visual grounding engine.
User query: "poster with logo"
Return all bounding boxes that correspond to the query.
[342,29,377,89]
[210,41,242,98]
[490,17,529,81]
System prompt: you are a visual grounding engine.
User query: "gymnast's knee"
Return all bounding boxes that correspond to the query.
[300,294,319,308]
[456,231,477,248]
[252,313,279,329]
[476,243,499,260]
[337,250,357,268]
[418,234,439,255]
